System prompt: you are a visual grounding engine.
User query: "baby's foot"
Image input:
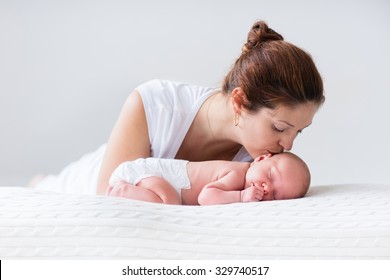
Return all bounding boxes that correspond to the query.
[27,174,46,188]
[106,181,136,197]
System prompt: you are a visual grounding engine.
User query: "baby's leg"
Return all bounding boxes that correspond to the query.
[137,176,181,205]
[107,177,181,205]
[106,181,163,203]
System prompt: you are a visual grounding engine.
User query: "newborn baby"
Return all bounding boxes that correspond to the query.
[106,152,310,205]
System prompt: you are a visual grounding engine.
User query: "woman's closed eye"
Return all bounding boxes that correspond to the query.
[272,124,285,133]
[274,124,305,137]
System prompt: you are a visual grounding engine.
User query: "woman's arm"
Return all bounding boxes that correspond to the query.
[96,91,151,195]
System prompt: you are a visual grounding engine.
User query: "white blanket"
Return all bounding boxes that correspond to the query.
[0,184,389,259]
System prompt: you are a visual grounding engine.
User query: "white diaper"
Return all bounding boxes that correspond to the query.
[109,158,191,195]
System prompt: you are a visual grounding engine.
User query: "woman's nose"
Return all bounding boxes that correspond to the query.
[279,135,295,151]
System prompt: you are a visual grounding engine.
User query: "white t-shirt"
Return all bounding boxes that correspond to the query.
[34,79,252,194]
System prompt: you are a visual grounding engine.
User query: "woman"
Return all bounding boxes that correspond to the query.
[33,21,324,195]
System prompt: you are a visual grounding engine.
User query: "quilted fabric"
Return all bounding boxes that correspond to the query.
[0,184,389,259]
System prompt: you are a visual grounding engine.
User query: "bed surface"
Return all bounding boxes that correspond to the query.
[1,184,389,259]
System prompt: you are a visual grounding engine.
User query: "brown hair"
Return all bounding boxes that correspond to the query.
[222,21,325,111]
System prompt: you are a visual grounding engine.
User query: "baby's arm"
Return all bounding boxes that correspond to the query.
[198,171,262,205]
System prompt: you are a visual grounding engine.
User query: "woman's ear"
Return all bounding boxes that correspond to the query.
[231,87,247,113]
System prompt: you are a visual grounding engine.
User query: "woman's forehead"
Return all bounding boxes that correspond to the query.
[269,102,317,115]
[265,103,317,123]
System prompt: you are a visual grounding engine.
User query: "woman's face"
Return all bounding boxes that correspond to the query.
[238,102,319,158]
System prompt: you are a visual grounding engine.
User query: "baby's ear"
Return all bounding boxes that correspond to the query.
[254,153,272,162]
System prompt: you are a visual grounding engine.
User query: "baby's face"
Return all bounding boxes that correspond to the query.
[245,154,309,201]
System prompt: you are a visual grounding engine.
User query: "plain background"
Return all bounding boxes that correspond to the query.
[1,0,389,186]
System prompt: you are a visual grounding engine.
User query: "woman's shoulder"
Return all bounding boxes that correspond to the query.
[136,79,217,95]
[136,79,218,108]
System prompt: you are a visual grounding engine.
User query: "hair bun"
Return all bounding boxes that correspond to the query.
[242,21,284,54]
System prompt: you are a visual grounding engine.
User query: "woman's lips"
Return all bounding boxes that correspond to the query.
[267,149,281,155]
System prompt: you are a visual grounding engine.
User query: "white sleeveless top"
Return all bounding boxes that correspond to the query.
[35,79,252,194]
[137,79,215,158]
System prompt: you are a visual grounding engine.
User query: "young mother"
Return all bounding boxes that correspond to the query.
[34,21,324,195]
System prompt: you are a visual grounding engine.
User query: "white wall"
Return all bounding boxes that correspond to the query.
[1,0,389,186]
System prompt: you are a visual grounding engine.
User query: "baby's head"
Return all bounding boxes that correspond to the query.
[245,152,310,201]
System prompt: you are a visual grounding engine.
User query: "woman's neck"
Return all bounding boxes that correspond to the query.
[175,92,241,161]
[208,92,241,145]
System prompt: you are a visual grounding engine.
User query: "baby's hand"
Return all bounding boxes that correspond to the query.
[241,184,264,202]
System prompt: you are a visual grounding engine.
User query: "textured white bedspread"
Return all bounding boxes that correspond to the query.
[1,184,389,259]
